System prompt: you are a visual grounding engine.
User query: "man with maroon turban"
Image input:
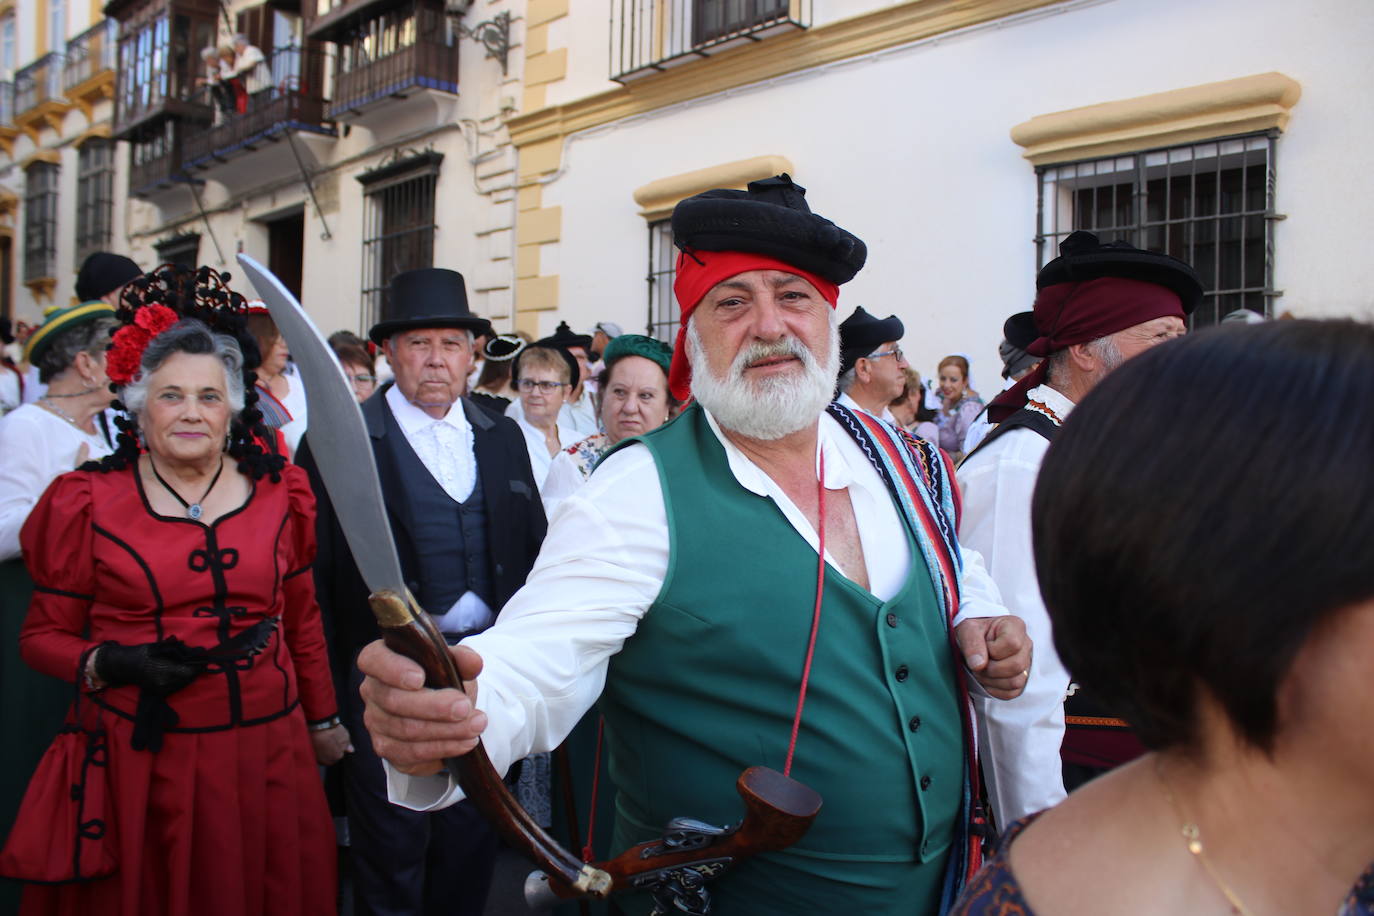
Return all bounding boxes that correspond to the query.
[354,176,1032,914]
[957,231,1202,827]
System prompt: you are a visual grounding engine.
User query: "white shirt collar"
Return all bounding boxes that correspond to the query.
[1026,384,1077,422]
[386,383,471,436]
[701,408,858,498]
[836,390,896,425]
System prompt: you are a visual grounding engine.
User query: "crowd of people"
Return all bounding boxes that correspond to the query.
[0,174,1370,916]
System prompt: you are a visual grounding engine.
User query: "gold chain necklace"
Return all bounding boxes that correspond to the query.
[1156,761,1256,916]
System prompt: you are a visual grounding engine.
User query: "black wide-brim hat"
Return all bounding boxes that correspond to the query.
[838,305,905,376]
[1037,231,1204,314]
[369,268,493,344]
[535,321,593,353]
[670,174,867,285]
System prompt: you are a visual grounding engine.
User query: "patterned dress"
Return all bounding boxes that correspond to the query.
[951,815,1374,915]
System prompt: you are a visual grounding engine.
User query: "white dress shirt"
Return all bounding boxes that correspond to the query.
[389,407,1009,810]
[384,385,492,633]
[836,390,897,425]
[505,395,599,438]
[0,404,115,561]
[514,415,580,490]
[956,383,1075,826]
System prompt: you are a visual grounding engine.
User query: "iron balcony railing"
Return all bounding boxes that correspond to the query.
[609,0,809,82]
[329,1,458,118]
[0,81,12,124]
[14,53,66,114]
[181,44,335,168]
[63,19,119,92]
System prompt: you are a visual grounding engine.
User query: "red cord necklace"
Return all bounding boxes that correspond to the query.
[784,449,827,777]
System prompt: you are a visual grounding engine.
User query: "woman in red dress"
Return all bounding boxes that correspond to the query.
[11,302,347,915]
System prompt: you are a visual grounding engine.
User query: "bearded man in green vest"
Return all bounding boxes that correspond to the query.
[357,175,1033,915]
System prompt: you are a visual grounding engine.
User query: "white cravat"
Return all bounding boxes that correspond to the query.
[384,386,490,632]
[386,385,476,503]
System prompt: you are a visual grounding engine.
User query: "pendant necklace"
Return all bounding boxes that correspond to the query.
[1156,760,1255,916]
[39,396,88,431]
[149,455,225,520]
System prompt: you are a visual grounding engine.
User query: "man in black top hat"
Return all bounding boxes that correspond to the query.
[835,305,909,422]
[297,267,547,916]
[957,232,1201,829]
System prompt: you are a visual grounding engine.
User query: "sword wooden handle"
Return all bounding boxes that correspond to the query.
[369,589,612,899]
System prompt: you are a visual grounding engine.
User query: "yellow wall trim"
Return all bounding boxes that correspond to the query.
[524,47,568,87]
[0,0,16,19]
[1010,72,1302,166]
[507,0,1070,151]
[75,123,114,145]
[516,205,562,246]
[633,155,796,222]
[21,149,62,168]
[516,275,559,311]
[526,0,568,28]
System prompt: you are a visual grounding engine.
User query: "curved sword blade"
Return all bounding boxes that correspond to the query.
[236,254,407,596]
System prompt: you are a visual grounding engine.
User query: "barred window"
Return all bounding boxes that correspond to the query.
[1036,132,1278,326]
[23,162,59,282]
[154,232,200,269]
[76,139,116,266]
[692,0,791,45]
[646,219,676,343]
[357,150,441,331]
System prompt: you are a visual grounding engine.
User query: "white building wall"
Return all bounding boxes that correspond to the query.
[534,0,1374,381]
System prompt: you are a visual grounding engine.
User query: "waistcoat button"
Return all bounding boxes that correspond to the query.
[895,665,909,682]
[885,613,898,628]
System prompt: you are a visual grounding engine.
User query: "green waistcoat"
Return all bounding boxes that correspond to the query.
[597,406,964,915]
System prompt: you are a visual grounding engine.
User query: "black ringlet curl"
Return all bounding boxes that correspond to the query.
[88,263,286,483]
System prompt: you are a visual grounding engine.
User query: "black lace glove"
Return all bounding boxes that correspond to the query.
[93,638,205,696]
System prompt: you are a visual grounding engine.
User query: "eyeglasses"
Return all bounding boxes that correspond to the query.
[866,346,904,362]
[517,379,569,393]
[349,374,377,386]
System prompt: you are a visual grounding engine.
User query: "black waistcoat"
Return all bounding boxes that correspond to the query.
[379,403,493,618]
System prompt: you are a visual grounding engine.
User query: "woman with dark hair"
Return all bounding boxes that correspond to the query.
[469,333,527,414]
[540,334,676,516]
[2,273,345,915]
[245,304,307,456]
[328,334,377,404]
[952,320,1374,915]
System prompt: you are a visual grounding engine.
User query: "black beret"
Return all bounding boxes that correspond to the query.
[671,174,867,285]
[838,306,904,376]
[1037,231,1204,314]
[535,321,593,352]
[1002,311,1039,351]
[75,252,142,302]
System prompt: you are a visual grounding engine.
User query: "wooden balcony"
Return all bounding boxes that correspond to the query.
[181,45,336,171]
[63,20,118,119]
[109,0,221,139]
[14,54,73,141]
[329,31,457,120]
[610,0,809,83]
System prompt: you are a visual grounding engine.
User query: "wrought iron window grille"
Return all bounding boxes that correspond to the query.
[76,139,116,265]
[610,0,810,83]
[358,148,443,331]
[1035,131,1282,327]
[646,219,677,343]
[23,161,60,282]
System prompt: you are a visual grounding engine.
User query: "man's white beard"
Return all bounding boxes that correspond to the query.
[687,311,840,441]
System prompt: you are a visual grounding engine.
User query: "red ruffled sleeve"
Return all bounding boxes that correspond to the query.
[18,471,98,683]
[280,464,338,723]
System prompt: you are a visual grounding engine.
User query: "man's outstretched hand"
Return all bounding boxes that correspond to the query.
[954,615,1032,700]
[358,639,487,776]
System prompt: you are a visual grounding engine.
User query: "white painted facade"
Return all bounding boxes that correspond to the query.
[522,0,1374,383]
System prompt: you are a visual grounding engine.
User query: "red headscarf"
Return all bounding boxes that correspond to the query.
[986,276,1185,421]
[668,249,840,400]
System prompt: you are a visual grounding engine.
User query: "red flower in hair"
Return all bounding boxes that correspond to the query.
[107,304,181,386]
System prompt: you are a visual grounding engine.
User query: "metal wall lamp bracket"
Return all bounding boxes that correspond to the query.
[456,11,513,75]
